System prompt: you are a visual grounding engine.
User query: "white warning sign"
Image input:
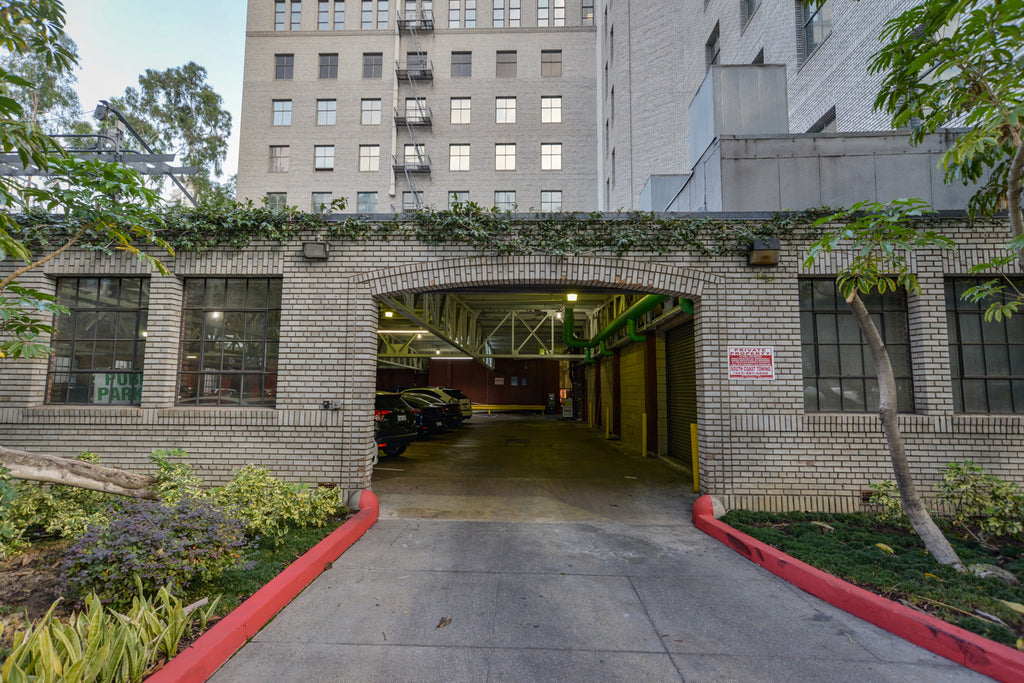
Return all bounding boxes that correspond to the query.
[728,346,775,380]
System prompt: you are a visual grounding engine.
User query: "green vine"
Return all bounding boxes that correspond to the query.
[9,199,845,259]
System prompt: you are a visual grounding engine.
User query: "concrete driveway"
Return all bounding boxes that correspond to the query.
[210,414,988,682]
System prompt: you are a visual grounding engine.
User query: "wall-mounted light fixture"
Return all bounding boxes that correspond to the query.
[384,311,394,318]
[302,241,330,260]
[566,293,578,302]
[747,237,780,266]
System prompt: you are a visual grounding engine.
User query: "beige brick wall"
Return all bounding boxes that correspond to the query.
[2,215,1021,512]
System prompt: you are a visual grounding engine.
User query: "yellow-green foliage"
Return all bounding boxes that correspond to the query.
[215,464,344,546]
[0,580,218,683]
[0,453,110,560]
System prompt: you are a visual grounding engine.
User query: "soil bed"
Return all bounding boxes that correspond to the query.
[722,510,1024,647]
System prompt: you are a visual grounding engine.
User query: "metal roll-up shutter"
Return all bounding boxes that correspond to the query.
[666,322,696,461]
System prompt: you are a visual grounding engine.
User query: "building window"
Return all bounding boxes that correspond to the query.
[361,98,381,124]
[357,191,377,212]
[466,0,476,26]
[541,95,560,123]
[178,278,281,407]
[496,50,517,78]
[291,0,302,29]
[493,0,504,26]
[541,142,561,170]
[448,0,459,27]
[552,0,564,25]
[275,0,287,30]
[404,143,425,164]
[265,192,287,210]
[808,107,837,133]
[449,190,469,207]
[494,190,516,210]
[581,0,594,25]
[319,53,338,78]
[274,54,294,79]
[799,279,913,413]
[495,143,515,170]
[706,24,721,69]
[361,0,373,27]
[946,278,1024,413]
[405,97,427,123]
[541,50,561,77]
[377,0,389,28]
[314,145,335,170]
[449,143,470,171]
[799,0,831,62]
[451,51,471,77]
[450,97,471,124]
[319,0,330,28]
[312,191,333,212]
[47,277,149,405]
[496,96,516,123]
[538,0,549,25]
[363,52,383,78]
[403,190,423,210]
[269,145,289,172]
[741,0,759,27]
[272,99,292,125]
[317,99,337,125]
[540,190,562,211]
[509,0,520,26]
[335,0,346,28]
[359,144,380,171]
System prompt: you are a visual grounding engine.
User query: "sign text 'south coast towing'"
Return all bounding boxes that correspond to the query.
[728,346,775,380]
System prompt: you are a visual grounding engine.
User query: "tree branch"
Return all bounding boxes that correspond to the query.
[0,224,88,290]
[1,445,158,500]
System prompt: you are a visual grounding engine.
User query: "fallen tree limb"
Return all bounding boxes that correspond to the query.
[1,445,158,500]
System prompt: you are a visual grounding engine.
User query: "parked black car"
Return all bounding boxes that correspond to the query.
[374,391,418,457]
[400,392,450,437]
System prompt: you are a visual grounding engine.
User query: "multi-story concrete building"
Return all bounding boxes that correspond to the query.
[237,0,598,212]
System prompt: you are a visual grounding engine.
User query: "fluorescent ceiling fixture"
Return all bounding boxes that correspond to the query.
[566,293,578,301]
[430,356,474,360]
[377,329,429,334]
[384,311,394,318]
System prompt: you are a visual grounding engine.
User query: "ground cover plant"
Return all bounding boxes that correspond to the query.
[722,461,1024,649]
[0,449,349,679]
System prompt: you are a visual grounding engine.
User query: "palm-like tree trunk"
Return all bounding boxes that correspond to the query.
[845,291,963,570]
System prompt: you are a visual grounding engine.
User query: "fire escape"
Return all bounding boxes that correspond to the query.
[394,4,434,211]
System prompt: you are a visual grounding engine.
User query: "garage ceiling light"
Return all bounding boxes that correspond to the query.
[566,293,578,301]
[384,311,394,318]
[377,329,429,333]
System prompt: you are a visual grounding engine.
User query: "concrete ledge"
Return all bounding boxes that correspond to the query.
[692,495,1024,683]
[148,489,380,682]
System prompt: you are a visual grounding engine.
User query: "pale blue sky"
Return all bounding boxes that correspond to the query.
[63,0,248,178]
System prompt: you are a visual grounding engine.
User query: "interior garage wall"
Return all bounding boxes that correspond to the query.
[428,358,560,406]
[377,368,427,391]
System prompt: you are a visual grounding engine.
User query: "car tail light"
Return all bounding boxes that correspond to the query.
[374,408,391,422]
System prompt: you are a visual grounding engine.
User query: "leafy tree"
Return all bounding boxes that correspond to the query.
[0,0,168,497]
[0,31,82,132]
[806,200,964,570]
[108,62,232,200]
[871,0,1024,306]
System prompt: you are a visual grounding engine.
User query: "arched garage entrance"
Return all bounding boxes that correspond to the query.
[350,255,724,495]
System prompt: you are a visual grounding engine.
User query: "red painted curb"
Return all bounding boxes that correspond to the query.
[692,495,1024,683]
[148,489,380,683]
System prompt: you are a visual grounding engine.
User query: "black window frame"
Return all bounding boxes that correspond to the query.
[451,51,472,77]
[47,277,150,406]
[363,52,383,78]
[945,277,1024,414]
[177,278,282,407]
[540,49,561,77]
[319,52,339,78]
[799,278,914,413]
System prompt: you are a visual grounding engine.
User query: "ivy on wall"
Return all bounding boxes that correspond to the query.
[7,199,860,260]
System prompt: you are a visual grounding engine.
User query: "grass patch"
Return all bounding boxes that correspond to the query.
[207,523,342,614]
[721,510,1024,648]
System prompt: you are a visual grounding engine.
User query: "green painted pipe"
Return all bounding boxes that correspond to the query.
[627,318,646,342]
[563,294,670,357]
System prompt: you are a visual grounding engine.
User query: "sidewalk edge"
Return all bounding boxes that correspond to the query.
[692,495,1024,683]
[148,488,380,682]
